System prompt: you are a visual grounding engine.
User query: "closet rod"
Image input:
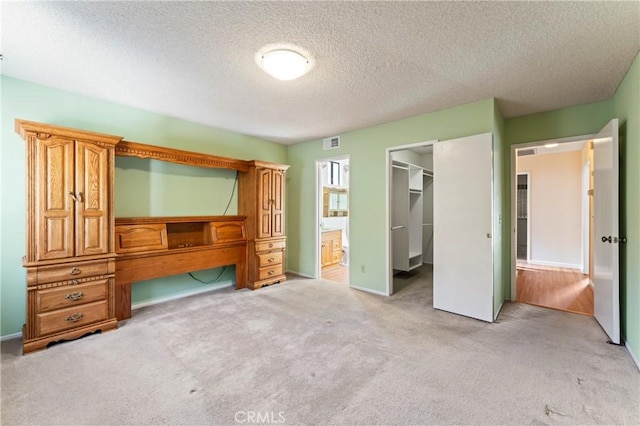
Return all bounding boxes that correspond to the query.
[392,164,409,171]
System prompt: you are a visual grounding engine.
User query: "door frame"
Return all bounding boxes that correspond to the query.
[509,133,596,300]
[516,172,531,263]
[315,155,350,280]
[385,140,437,296]
[582,160,591,275]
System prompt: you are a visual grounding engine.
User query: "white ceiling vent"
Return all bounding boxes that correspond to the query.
[517,148,537,156]
[323,136,341,150]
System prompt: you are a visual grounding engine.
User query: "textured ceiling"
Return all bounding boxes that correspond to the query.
[2,1,639,144]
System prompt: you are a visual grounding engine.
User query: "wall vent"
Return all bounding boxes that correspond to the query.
[323,136,341,150]
[517,148,536,156]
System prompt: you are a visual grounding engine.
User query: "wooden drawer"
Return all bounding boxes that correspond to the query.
[258,264,284,281]
[331,252,342,264]
[255,239,286,252]
[36,260,110,285]
[257,251,283,267]
[332,239,342,250]
[37,300,108,336]
[115,223,168,253]
[37,279,109,313]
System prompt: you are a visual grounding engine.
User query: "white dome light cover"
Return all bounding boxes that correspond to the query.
[256,45,314,81]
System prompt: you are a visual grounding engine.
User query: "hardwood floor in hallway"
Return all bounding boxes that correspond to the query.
[516,262,594,316]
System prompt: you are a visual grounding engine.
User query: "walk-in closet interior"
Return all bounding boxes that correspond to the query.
[391,146,433,288]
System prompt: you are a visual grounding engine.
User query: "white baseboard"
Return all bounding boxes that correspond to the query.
[1,331,22,342]
[527,259,582,270]
[285,270,315,279]
[625,340,640,371]
[350,285,389,297]
[132,282,233,311]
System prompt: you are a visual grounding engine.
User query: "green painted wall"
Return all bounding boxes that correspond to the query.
[504,100,613,145]
[613,52,640,360]
[0,76,286,336]
[286,99,496,294]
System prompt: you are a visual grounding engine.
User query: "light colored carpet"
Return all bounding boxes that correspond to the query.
[2,266,639,425]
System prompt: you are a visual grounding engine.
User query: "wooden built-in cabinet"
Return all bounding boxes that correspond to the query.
[16,119,122,354]
[321,230,342,268]
[239,161,290,289]
[17,119,290,354]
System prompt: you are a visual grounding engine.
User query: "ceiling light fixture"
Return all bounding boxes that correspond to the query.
[256,45,314,81]
[544,143,559,148]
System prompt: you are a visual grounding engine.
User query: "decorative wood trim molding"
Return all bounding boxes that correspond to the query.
[115,140,250,172]
[15,119,123,146]
[247,160,291,171]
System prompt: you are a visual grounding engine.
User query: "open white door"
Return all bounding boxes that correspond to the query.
[593,119,620,344]
[433,133,493,322]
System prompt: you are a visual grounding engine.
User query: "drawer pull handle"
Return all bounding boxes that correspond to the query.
[268,243,274,248]
[65,292,84,301]
[268,257,275,262]
[268,270,275,275]
[70,267,81,275]
[65,313,84,323]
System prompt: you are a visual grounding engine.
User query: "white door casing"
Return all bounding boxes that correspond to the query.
[593,119,620,344]
[433,133,494,322]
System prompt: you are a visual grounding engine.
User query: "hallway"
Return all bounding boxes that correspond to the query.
[516,262,593,316]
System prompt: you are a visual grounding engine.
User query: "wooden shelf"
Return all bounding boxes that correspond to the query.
[115,140,250,172]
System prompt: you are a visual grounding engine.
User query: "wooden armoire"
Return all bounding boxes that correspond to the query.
[238,161,290,289]
[16,120,122,354]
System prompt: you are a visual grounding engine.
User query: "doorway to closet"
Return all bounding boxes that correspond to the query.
[388,143,434,296]
[510,119,620,344]
[386,134,496,323]
[316,156,350,284]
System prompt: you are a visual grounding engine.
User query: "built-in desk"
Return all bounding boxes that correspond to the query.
[114,216,247,320]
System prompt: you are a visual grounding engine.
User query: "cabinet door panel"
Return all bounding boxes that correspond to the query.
[271,170,285,237]
[37,137,75,260]
[257,168,272,238]
[75,141,110,256]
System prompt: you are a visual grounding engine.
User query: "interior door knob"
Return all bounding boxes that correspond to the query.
[601,236,612,243]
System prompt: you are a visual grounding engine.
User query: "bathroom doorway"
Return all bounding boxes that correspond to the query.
[316,156,350,284]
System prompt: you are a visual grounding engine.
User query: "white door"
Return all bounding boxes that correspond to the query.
[593,119,620,344]
[433,133,494,322]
